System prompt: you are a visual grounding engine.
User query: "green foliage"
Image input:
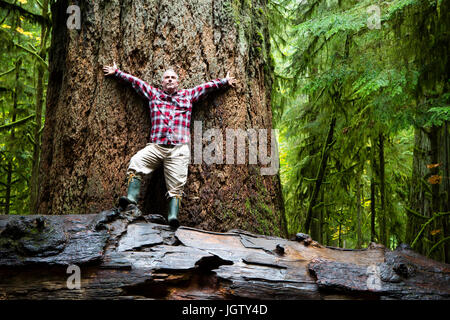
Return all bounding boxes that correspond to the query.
[0,0,50,215]
[269,0,449,254]
[424,93,450,127]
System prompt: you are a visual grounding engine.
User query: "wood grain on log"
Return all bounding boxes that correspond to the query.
[0,209,449,300]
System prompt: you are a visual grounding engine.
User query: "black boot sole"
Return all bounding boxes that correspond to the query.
[118,196,136,210]
[169,218,180,229]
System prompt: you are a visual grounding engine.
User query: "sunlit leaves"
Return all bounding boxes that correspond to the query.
[431,229,441,236]
[425,106,450,127]
[426,163,441,169]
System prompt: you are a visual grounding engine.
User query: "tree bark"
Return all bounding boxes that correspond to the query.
[0,210,448,300]
[407,125,450,263]
[356,166,362,249]
[4,59,21,215]
[404,0,450,264]
[378,133,387,247]
[30,0,49,214]
[38,0,286,237]
[442,121,450,263]
[370,142,377,243]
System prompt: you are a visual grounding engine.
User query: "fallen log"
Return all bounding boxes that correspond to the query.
[0,208,449,300]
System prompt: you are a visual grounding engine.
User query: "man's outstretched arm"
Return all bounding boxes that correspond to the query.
[187,71,237,103]
[103,62,156,101]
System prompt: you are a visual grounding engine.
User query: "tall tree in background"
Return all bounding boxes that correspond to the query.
[404,0,450,263]
[30,0,50,213]
[37,0,287,236]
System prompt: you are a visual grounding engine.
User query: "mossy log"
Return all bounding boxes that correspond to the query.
[0,209,449,300]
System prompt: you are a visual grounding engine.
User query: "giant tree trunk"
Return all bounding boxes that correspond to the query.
[1,210,449,300]
[38,0,286,237]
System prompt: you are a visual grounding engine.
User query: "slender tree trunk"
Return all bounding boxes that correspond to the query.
[370,146,377,243]
[407,127,432,254]
[429,127,441,261]
[362,174,367,245]
[318,190,324,244]
[370,179,376,242]
[379,133,387,247]
[30,64,44,213]
[4,59,21,215]
[38,0,286,236]
[304,116,336,233]
[310,215,319,242]
[407,123,449,262]
[4,163,12,215]
[310,192,321,242]
[30,0,49,214]
[338,213,342,248]
[404,0,449,263]
[442,121,450,262]
[356,166,362,249]
[324,196,329,246]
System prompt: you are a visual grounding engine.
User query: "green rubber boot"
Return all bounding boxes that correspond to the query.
[167,196,181,229]
[118,174,141,210]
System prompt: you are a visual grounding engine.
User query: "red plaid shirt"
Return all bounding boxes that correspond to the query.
[115,69,228,145]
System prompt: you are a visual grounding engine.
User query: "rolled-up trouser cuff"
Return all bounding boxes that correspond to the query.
[166,190,185,198]
[125,171,143,184]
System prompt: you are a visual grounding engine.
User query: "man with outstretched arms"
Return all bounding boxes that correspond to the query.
[103,62,236,228]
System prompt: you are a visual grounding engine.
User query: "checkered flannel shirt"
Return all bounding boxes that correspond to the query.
[115,69,228,145]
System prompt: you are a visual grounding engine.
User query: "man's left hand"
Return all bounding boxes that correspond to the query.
[103,61,118,76]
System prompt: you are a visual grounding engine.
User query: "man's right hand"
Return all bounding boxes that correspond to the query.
[103,61,118,76]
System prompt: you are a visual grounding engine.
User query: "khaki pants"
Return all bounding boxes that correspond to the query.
[127,143,190,198]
